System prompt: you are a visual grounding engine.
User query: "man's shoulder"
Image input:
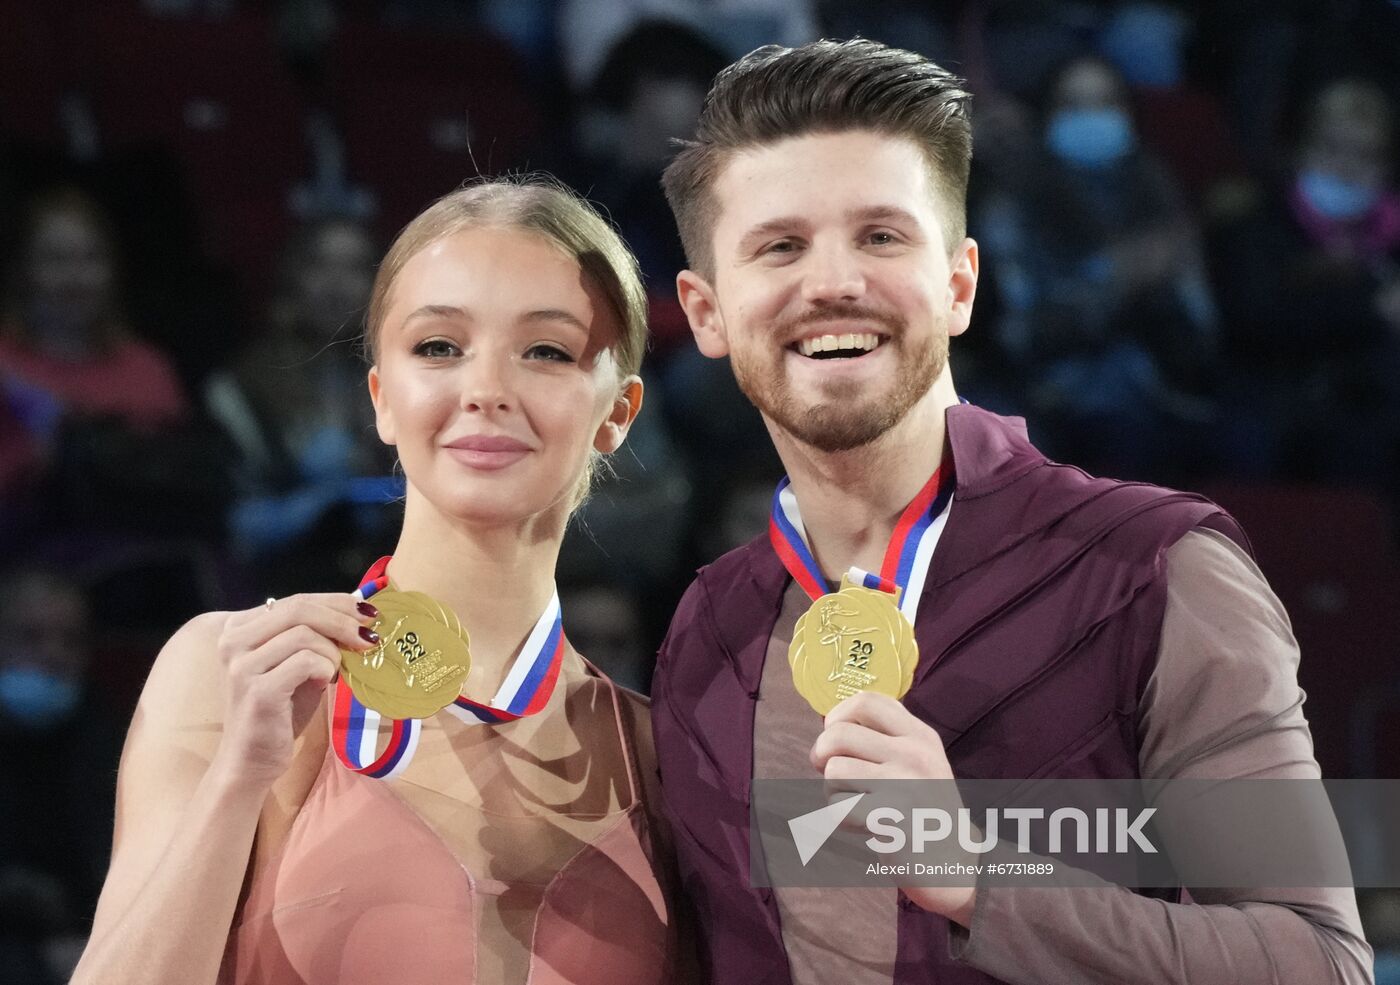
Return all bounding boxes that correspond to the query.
[680,532,782,607]
[661,534,781,659]
[1018,462,1246,550]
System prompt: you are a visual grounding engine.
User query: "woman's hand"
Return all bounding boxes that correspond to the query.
[211,594,378,787]
[72,599,375,985]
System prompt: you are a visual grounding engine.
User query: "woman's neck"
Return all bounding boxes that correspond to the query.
[772,370,957,581]
[385,494,566,686]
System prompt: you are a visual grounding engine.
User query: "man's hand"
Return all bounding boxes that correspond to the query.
[810,691,953,781]
[808,692,978,927]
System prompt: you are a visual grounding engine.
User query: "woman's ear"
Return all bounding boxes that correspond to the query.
[593,376,644,454]
[367,365,396,445]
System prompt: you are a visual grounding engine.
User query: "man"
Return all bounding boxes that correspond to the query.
[653,39,1373,984]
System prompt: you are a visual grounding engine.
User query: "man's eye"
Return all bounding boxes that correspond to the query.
[765,239,797,254]
[526,344,574,363]
[413,339,459,359]
[868,231,897,246]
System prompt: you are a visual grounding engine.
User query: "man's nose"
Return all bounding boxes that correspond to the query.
[801,241,866,304]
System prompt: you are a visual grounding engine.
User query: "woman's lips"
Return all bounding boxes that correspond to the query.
[443,435,532,470]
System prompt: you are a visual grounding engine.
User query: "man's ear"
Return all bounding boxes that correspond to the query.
[367,365,396,445]
[947,237,979,338]
[593,376,644,454]
[676,269,730,358]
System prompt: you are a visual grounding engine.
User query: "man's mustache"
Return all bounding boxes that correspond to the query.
[776,304,906,338]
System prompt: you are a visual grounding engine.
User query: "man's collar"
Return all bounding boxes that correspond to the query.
[945,403,1043,498]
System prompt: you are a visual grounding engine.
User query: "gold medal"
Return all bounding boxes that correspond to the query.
[340,667,432,721]
[788,574,918,715]
[339,589,471,719]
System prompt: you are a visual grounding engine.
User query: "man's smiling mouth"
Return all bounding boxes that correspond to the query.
[791,332,887,359]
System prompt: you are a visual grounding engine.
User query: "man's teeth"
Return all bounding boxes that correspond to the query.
[796,333,881,357]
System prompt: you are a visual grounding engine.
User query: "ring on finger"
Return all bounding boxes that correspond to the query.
[265,597,277,611]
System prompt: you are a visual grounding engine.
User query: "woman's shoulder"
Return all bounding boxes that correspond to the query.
[610,683,656,774]
[613,683,651,719]
[134,609,328,819]
[145,610,228,689]
[144,611,230,696]
[565,657,651,719]
[561,657,655,764]
[132,612,236,759]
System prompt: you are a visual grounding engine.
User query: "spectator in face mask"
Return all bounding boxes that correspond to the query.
[971,53,1220,483]
[1209,77,1400,488]
[1293,81,1399,244]
[0,568,122,985]
[1097,1,1249,211]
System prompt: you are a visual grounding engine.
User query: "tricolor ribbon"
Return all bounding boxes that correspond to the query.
[443,593,564,725]
[332,561,418,778]
[331,556,567,778]
[769,460,955,624]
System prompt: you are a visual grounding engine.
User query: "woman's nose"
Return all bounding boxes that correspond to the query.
[460,356,512,414]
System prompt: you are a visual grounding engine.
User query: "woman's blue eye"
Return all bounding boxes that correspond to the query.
[414,339,459,359]
[527,344,574,363]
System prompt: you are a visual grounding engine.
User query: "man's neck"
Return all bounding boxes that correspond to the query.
[385,493,566,690]
[771,370,957,581]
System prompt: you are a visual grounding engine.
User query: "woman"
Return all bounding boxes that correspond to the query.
[0,187,240,545]
[72,178,685,985]
[0,188,188,513]
[0,187,187,436]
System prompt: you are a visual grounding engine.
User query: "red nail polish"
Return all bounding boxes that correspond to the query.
[360,627,380,644]
[357,602,379,618]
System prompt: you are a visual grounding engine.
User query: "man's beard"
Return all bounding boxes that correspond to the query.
[730,307,949,453]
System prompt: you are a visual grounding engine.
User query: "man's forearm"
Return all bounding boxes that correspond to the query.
[948,878,1373,985]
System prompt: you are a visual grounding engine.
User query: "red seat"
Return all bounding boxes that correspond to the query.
[1132,86,1249,205]
[66,3,308,280]
[328,18,542,230]
[0,4,65,145]
[1200,484,1395,574]
[1200,484,1400,777]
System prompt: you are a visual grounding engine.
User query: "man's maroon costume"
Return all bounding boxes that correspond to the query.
[652,404,1247,984]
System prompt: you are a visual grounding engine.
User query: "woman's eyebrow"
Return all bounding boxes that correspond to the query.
[522,308,589,333]
[402,304,469,326]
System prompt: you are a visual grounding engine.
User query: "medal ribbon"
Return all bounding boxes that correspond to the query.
[769,460,955,623]
[331,555,567,777]
[443,591,565,725]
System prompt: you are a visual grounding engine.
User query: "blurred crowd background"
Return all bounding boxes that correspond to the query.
[1,0,1398,980]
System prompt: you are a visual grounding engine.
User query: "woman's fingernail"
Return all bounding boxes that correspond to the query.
[357,602,379,619]
[360,627,381,644]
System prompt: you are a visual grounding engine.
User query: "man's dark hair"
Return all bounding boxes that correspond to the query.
[660,38,973,279]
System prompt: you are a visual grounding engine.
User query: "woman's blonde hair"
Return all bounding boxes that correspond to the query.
[364,176,648,510]
[365,175,647,378]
